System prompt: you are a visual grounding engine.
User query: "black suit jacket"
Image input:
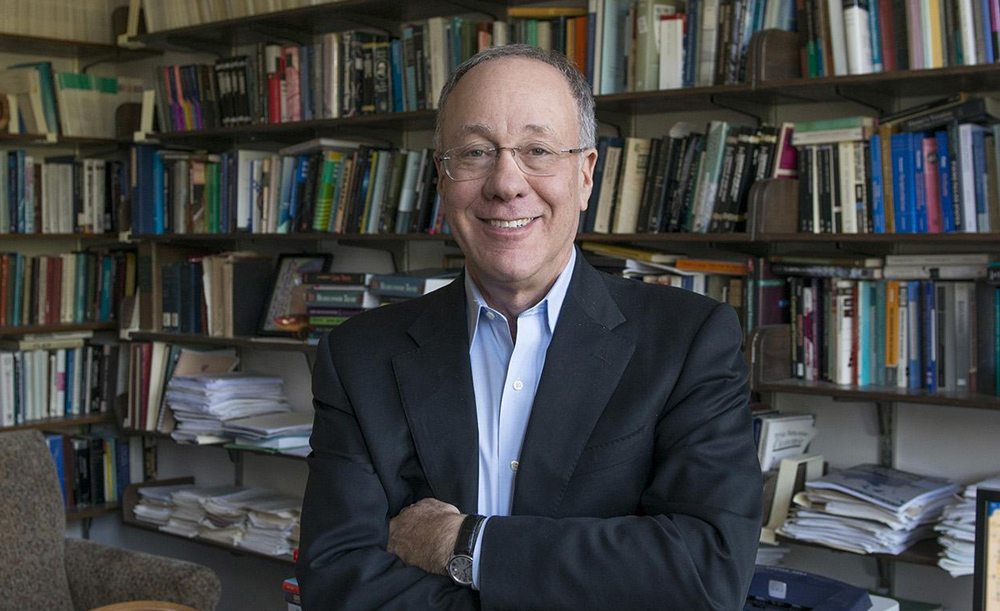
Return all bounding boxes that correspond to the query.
[297,253,762,610]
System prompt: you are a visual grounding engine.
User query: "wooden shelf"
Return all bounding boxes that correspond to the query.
[757,379,1000,411]
[127,332,318,354]
[0,322,117,337]
[0,134,122,146]
[132,0,511,49]
[0,32,159,61]
[0,412,116,432]
[131,231,453,243]
[66,501,122,521]
[0,232,123,241]
[780,536,941,567]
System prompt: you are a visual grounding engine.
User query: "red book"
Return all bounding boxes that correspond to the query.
[282,45,301,122]
[878,0,897,72]
[267,73,282,124]
[139,342,153,431]
[922,136,942,233]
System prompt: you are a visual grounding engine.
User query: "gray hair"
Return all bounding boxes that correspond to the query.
[433,44,597,151]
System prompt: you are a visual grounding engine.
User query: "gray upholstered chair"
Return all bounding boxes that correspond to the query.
[0,430,222,611]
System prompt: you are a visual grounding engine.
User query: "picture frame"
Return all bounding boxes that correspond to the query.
[974,486,1000,611]
[257,253,332,336]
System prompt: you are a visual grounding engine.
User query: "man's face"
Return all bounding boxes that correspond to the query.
[436,58,597,295]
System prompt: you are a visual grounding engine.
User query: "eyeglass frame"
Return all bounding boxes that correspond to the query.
[436,143,592,181]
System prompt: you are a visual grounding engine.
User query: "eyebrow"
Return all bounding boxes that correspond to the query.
[456,124,557,139]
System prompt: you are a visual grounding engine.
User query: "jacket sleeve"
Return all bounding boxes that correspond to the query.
[477,303,762,611]
[295,334,480,611]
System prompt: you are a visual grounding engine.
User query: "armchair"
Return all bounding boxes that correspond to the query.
[0,430,222,611]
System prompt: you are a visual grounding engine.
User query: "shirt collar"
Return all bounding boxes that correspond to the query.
[465,248,577,346]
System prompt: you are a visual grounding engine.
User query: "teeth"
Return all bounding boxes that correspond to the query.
[488,218,533,228]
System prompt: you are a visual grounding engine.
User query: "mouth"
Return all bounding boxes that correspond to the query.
[485,217,537,229]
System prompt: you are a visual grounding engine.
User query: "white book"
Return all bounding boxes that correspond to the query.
[636,1,679,91]
[825,0,849,75]
[600,0,630,94]
[834,280,855,385]
[957,0,978,65]
[698,0,720,87]
[897,284,909,388]
[658,16,686,90]
[838,142,858,233]
[591,0,605,95]
[235,149,272,232]
[612,137,652,233]
[54,349,66,418]
[842,0,874,74]
[426,18,448,109]
[23,156,34,234]
[593,143,622,234]
[938,282,956,391]
[322,32,341,118]
[757,412,817,472]
[0,352,14,427]
[884,253,992,266]
[958,123,985,232]
[493,20,509,45]
[881,264,987,280]
[953,281,973,390]
[71,346,83,416]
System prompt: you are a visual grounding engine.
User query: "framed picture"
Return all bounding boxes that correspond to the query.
[258,253,332,336]
[975,487,1000,611]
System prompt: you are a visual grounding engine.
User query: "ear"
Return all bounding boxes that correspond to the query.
[578,147,598,211]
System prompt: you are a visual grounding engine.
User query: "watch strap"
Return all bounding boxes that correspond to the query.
[454,514,486,557]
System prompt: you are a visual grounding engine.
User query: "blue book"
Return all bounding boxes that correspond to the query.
[64,349,74,415]
[45,434,68,504]
[984,0,995,63]
[890,133,916,233]
[858,280,871,386]
[923,280,937,392]
[115,437,131,502]
[936,130,956,232]
[15,151,25,233]
[300,45,312,122]
[907,281,922,390]
[683,0,700,87]
[912,132,928,233]
[152,151,165,234]
[971,125,991,232]
[276,155,296,233]
[100,256,113,321]
[874,281,886,386]
[389,39,404,114]
[868,0,883,72]
[286,155,310,232]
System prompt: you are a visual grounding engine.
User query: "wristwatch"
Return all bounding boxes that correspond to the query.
[447,514,485,587]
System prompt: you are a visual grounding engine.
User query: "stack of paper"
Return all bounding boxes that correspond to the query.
[201,487,301,556]
[166,372,290,444]
[935,474,1000,577]
[133,484,196,526]
[160,485,244,538]
[779,464,959,555]
[222,411,313,451]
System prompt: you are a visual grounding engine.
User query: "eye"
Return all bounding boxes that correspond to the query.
[523,144,555,157]
[458,145,492,159]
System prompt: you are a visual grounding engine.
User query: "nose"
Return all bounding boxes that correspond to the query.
[482,148,529,201]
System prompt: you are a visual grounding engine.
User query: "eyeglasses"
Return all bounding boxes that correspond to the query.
[437,143,589,181]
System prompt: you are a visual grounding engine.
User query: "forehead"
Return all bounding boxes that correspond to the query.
[441,57,578,143]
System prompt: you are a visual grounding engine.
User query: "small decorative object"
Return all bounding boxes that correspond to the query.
[258,254,331,336]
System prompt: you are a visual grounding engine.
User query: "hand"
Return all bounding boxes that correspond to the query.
[387,498,465,575]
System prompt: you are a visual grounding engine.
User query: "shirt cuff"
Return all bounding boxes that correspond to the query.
[471,515,489,591]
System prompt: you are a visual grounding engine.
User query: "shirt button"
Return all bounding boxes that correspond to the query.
[510,460,519,472]
[485,311,495,320]
[513,379,523,391]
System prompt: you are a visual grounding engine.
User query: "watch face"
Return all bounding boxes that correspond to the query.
[448,554,474,586]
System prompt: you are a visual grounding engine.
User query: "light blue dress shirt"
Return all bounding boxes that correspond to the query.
[464,249,576,590]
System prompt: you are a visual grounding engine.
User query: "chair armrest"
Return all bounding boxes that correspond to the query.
[64,538,221,611]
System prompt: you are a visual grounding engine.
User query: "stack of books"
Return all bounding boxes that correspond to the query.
[165,373,290,444]
[222,411,313,455]
[778,463,959,555]
[934,473,1000,576]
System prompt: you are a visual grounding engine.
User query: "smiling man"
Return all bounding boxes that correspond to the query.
[297,45,762,611]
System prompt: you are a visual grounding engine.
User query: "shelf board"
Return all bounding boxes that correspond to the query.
[130,231,453,243]
[127,331,318,354]
[0,232,122,241]
[0,134,121,146]
[66,501,121,521]
[133,0,510,49]
[153,110,437,146]
[755,63,1000,105]
[0,412,116,432]
[0,322,118,337]
[0,32,159,61]
[123,519,294,565]
[757,379,1000,410]
[595,84,756,115]
[760,232,1000,245]
[780,536,941,567]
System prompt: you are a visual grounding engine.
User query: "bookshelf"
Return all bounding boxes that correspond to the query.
[0,2,992,608]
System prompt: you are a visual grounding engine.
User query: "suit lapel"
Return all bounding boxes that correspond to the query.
[513,257,635,516]
[392,278,479,514]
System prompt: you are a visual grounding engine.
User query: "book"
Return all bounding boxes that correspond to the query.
[580,241,679,263]
[804,463,959,515]
[756,412,817,471]
[367,268,459,298]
